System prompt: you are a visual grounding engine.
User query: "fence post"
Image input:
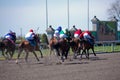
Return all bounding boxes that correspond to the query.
[111,42,114,52]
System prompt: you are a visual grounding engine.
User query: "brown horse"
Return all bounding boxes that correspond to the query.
[49,37,70,62]
[69,38,81,59]
[80,39,96,59]
[0,39,16,60]
[16,35,43,63]
[58,38,70,62]
[49,37,60,56]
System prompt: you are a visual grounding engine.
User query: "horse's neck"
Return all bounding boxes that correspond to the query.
[35,37,40,44]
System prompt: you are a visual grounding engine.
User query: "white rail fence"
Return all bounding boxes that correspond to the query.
[94,41,120,53]
[39,41,120,53]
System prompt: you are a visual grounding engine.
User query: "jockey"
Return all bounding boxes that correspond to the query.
[53,26,62,39]
[74,29,82,38]
[25,29,36,46]
[4,30,16,43]
[54,26,67,40]
[80,30,94,45]
[64,29,72,41]
[59,29,67,39]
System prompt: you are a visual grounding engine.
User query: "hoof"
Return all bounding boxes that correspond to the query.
[41,56,43,58]
[56,61,62,65]
[15,60,18,64]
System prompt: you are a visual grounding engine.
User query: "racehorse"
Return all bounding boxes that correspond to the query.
[58,38,70,62]
[49,37,60,56]
[69,38,81,59]
[16,34,43,63]
[0,39,16,60]
[80,39,96,59]
[49,37,70,62]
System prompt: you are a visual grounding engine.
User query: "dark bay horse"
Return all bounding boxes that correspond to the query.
[80,39,96,59]
[0,39,16,60]
[16,35,43,63]
[49,37,70,62]
[49,37,60,56]
[58,38,70,62]
[69,38,81,59]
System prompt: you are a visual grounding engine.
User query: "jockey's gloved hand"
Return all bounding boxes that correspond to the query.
[32,35,35,38]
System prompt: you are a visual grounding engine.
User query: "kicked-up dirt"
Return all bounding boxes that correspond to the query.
[0,53,120,80]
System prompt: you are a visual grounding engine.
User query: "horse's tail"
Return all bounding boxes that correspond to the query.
[0,42,5,50]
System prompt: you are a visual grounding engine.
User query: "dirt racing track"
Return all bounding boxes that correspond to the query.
[0,53,120,80]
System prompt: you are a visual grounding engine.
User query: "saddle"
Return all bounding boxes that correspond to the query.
[28,40,36,46]
[3,38,15,45]
[85,38,94,46]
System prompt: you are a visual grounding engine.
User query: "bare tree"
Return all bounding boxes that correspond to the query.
[107,0,120,21]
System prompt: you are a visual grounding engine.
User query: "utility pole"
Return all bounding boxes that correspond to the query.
[67,0,70,30]
[88,0,89,30]
[20,28,22,41]
[46,0,48,29]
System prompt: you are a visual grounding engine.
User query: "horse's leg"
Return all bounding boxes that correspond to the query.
[73,51,77,59]
[48,48,53,63]
[8,50,14,59]
[49,48,53,55]
[9,51,12,59]
[11,52,14,59]
[33,51,40,61]
[16,48,23,64]
[65,52,67,59]
[38,49,43,58]
[65,50,69,59]
[87,49,89,59]
[80,49,86,59]
[56,48,60,56]
[92,47,96,56]
[61,51,64,62]
[1,49,7,59]
[36,45,43,58]
[77,47,80,55]
[80,50,83,59]
[25,51,29,62]
[72,47,78,59]
[10,50,15,59]
[5,50,9,60]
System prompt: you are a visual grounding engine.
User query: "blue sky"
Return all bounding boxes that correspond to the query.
[0,0,115,37]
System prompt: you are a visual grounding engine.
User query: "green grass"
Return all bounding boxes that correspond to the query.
[94,45,120,52]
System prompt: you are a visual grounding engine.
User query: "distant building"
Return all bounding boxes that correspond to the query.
[91,16,118,41]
